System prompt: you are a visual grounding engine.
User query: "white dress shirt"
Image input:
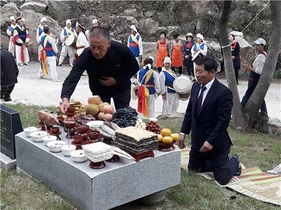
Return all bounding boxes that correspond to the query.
[198,78,215,106]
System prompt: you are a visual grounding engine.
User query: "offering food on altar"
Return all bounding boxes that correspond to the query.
[38,110,59,126]
[70,150,87,162]
[85,104,99,116]
[24,126,38,138]
[82,142,114,163]
[115,126,158,153]
[47,141,66,153]
[57,100,86,120]
[88,95,102,105]
[112,107,138,127]
[30,131,48,142]
[43,135,57,146]
[98,121,120,139]
[87,120,104,130]
[158,128,179,151]
[146,120,161,134]
[61,145,76,156]
[135,118,146,129]
[76,114,96,125]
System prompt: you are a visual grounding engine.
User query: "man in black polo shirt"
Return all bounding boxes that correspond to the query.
[60,26,139,112]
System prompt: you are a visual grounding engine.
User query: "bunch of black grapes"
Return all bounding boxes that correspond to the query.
[112,107,138,127]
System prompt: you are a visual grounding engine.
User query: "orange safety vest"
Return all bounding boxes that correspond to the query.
[156,40,168,67]
[171,41,183,67]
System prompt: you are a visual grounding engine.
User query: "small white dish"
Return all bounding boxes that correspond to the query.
[47,141,66,153]
[24,127,38,138]
[30,131,47,142]
[61,145,76,156]
[42,135,57,146]
[70,150,87,163]
[87,121,104,130]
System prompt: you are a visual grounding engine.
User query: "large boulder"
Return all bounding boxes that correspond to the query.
[139,18,159,35]
[0,3,21,28]
[106,15,139,43]
[20,2,48,13]
[47,1,81,26]
[124,8,142,18]
[0,0,8,7]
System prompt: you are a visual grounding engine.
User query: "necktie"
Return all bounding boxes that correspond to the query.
[196,85,206,116]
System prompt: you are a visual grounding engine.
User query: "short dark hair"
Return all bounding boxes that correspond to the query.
[195,57,218,72]
[229,34,235,40]
[43,26,49,34]
[173,33,180,39]
[160,31,166,37]
[89,26,110,40]
[143,57,153,65]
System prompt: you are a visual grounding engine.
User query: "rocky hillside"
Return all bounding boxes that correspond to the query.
[1,0,280,76]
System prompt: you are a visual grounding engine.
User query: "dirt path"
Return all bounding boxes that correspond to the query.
[2,61,281,121]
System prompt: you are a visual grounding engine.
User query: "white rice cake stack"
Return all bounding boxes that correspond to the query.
[82,142,114,163]
[115,126,158,153]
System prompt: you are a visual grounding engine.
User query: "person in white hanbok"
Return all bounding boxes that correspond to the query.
[13,18,30,66]
[36,17,47,61]
[159,57,179,115]
[6,16,17,56]
[137,57,160,118]
[58,19,77,67]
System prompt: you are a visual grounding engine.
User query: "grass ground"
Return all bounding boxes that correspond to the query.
[1,103,280,210]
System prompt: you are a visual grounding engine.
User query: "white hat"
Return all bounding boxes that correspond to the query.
[186,33,193,37]
[254,38,266,45]
[92,19,99,26]
[196,33,204,41]
[130,25,138,33]
[149,56,154,62]
[163,57,171,64]
[66,19,71,25]
[41,17,47,23]
[10,16,16,21]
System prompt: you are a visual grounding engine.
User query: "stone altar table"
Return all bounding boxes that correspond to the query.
[15,131,181,210]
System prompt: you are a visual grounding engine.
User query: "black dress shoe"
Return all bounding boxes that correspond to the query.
[4,97,12,102]
[232,155,242,176]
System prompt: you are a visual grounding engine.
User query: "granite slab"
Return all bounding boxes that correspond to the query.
[15,130,181,210]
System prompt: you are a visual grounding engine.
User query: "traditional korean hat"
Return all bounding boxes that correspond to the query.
[41,17,47,23]
[163,56,171,64]
[196,33,204,41]
[76,22,86,31]
[130,25,138,33]
[16,17,22,23]
[186,33,193,38]
[92,19,100,26]
[10,16,16,21]
[66,19,71,25]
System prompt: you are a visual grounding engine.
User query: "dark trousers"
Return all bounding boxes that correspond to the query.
[234,68,239,84]
[188,148,239,185]
[101,90,130,110]
[186,66,194,77]
[241,94,267,114]
[0,84,15,101]
[172,66,183,75]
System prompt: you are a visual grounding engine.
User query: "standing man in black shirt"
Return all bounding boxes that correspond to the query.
[60,26,139,112]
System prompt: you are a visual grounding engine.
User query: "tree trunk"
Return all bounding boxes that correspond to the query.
[244,1,281,128]
[218,0,248,129]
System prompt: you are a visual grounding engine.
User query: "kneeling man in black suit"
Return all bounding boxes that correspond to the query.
[178,57,241,185]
